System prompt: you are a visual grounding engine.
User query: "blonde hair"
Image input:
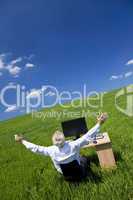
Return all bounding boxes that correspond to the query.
[52,131,65,147]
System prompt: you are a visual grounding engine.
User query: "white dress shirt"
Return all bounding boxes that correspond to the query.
[22,123,100,173]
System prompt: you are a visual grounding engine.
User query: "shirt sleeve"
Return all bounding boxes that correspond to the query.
[54,163,63,174]
[22,140,51,156]
[70,123,100,149]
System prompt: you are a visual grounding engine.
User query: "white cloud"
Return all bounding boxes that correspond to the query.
[126,59,133,66]
[0,54,22,77]
[0,53,6,58]
[0,53,36,78]
[8,66,21,77]
[0,53,9,60]
[24,54,35,60]
[110,70,133,80]
[41,86,48,91]
[25,63,35,68]
[10,57,22,65]
[110,74,123,80]
[5,105,17,112]
[125,71,133,78]
[8,82,15,85]
[0,57,5,69]
[26,89,42,99]
[26,87,56,99]
[45,91,55,96]
[0,53,11,69]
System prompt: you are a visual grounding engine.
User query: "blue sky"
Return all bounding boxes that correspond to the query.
[0,0,133,121]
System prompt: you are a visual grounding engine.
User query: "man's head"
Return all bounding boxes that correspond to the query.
[52,131,65,148]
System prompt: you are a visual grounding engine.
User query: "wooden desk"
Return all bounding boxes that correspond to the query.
[82,132,116,169]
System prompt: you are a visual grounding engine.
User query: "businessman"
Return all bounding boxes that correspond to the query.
[15,113,108,180]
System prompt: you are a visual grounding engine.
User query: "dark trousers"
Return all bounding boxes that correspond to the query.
[80,156,88,178]
[60,157,89,181]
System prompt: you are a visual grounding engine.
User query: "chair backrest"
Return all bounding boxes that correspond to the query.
[60,160,83,181]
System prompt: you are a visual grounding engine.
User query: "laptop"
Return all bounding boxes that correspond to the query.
[61,117,88,139]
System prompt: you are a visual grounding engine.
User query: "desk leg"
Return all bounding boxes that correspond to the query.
[95,143,116,169]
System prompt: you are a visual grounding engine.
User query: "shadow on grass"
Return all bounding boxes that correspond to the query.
[60,155,102,185]
[113,151,123,162]
[68,150,124,184]
[86,150,123,166]
[85,167,102,184]
[34,151,123,186]
[62,166,103,185]
[86,154,99,166]
[84,154,102,184]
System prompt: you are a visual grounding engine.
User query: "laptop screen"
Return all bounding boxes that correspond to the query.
[61,117,88,139]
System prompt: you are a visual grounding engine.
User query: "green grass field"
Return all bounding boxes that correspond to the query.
[0,85,133,200]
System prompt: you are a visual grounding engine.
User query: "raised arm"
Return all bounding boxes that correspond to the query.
[71,113,108,148]
[15,135,51,156]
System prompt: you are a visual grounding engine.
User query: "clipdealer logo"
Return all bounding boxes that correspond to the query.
[115,85,133,117]
[0,84,105,114]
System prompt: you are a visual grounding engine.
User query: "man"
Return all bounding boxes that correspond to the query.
[15,113,108,179]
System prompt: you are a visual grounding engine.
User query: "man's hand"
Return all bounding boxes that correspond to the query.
[14,134,24,143]
[97,112,108,124]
